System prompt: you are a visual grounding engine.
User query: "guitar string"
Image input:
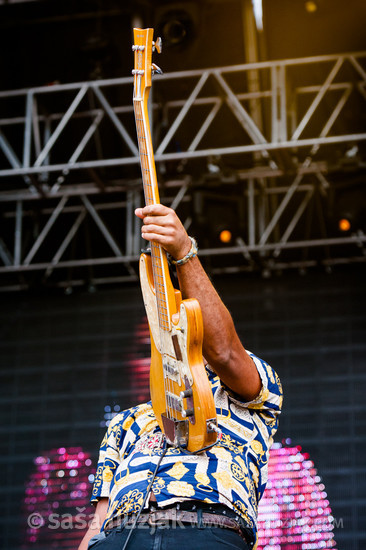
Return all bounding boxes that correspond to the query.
[136,108,169,329]
[134,102,170,418]
[154,243,175,421]
[139,99,176,423]
[134,44,218,451]
[134,99,174,421]
[136,103,173,420]
[134,53,174,423]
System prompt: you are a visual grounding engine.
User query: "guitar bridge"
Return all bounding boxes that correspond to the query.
[161,413,188,448]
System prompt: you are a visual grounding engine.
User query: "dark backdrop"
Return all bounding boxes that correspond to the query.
[1,264,365,549]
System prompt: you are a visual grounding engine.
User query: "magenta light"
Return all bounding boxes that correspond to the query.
[256,442,337,549]
[22,447,95,549]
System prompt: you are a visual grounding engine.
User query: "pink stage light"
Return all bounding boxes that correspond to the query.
[256,441,337,549]
[22,447,95,549]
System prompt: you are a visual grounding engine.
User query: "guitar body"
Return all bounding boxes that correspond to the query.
[140,253,217,452]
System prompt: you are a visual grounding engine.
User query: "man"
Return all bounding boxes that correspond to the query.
[78,205,283,550]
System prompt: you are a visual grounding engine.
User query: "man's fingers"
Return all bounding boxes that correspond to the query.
[141,232,172,246]
[135,205,174,224]
[141,223,174,236]
[142,215,171,227]
[135,207,144,219]
[141,204,171,217]
[135,203,189,259]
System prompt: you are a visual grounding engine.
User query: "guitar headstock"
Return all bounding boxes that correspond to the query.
[133,28,162,100]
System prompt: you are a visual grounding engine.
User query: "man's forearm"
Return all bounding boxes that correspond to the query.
[176,256,236,364]
[176,256,261,400]
[78,498,108,550]
[78,526,99,550]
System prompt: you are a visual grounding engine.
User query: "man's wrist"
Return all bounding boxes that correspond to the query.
[168,237,198,266]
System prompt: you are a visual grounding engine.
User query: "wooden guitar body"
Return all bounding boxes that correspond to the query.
[140,253,217,452]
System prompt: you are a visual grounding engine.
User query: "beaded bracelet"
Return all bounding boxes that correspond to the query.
[169,236,198,266]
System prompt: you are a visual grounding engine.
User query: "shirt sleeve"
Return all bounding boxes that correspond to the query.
[210,351,283,417]
[90,414,124,505]
[241,352,283,413]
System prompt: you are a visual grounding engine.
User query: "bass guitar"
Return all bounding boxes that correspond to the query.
[132,27,218,453]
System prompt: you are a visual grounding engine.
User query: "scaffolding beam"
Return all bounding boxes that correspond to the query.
[0,51,365,289]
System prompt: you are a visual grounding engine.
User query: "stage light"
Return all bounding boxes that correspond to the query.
[305,1,318,12]
[219,229,233,244]
[252,0,263,31]
[22,447,95,548]
[192,185,244,252]
[212,218,238,247]
[162,19,188,45]
[338,218,351,232]
[330,181,365,235]
[157,9,195,47]
[256,442,337,549]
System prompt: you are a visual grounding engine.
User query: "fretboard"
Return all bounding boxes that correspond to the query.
[134,98,171,332]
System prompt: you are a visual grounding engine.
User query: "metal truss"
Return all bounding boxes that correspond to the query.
[0,51,365,289]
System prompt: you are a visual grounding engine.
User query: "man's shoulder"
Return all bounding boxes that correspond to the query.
[107,402,154,429]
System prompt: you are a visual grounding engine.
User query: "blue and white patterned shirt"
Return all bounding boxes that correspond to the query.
[91,352,283,543]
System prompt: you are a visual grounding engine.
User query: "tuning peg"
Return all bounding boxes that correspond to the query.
[152,63,163,75]
[153,37,162,53]
[180,388,193,399]
[181,408,194,418]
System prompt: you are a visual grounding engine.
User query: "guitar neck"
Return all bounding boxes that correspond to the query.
[133,31,176,331]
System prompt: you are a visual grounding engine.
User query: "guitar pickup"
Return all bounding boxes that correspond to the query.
[163,355,180,382]
[166,391,184,414]
[163,363,179,377]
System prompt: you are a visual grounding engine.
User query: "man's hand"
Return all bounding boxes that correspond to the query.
[135,204,191,261]
[77,498,108,550]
